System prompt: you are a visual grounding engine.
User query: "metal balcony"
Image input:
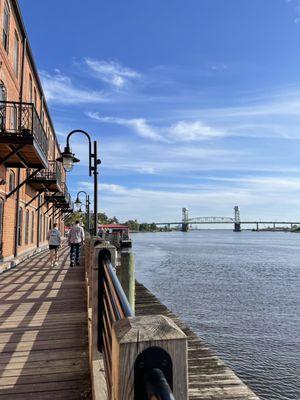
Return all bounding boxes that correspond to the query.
[27,161,62,192]
[0,101,48,168]
[45,182,71,207]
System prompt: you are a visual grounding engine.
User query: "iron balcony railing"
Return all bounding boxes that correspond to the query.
[0,100,48,158]
[98,252,175,400]
[27,161,62,187]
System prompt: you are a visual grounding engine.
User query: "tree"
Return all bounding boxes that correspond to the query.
[65,212,84,227]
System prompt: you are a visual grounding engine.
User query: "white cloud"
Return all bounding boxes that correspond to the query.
[84,59,140,89]
[40,71,108,104]
[87,112,224,142]
[76,178,300,222]
[169,120,223,141]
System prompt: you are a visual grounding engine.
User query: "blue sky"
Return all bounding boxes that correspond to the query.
[20,0,300,222]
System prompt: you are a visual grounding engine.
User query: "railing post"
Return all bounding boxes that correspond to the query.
[111,315,188,400]
[118,251,135,311]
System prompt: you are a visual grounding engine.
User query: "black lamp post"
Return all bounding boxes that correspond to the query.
[75,191,91,232]
[56,130,101,236]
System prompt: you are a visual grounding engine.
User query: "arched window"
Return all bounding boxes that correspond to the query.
[0,198,4,257]
[17,207,23,246]
[25,209,29,245]
[9,170,15,192]
[31,211,34,243]
[2,1,10,53]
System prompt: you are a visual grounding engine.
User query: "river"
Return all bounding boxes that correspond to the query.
[132,230,300,400]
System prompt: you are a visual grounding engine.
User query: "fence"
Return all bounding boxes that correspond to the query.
[84,237,188,400]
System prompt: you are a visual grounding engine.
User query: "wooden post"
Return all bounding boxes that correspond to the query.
[87,241,117,400]
[111,315,188,400]
[118,251,135,311]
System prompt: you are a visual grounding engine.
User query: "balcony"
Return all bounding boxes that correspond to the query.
[0,101,48,168]
[45,182,72,210]
[27,161,62,192]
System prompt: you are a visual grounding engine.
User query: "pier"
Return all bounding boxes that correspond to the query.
[0,238,261,399]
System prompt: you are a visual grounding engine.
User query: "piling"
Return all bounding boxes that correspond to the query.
[118,251,135,311]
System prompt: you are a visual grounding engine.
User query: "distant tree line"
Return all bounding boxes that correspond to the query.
[65,211,169,232]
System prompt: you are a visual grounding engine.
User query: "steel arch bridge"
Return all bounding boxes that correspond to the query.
[187,217,235,224]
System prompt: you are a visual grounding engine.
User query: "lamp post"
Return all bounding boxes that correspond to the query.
[56,130,101,236]
[74,191,91,233]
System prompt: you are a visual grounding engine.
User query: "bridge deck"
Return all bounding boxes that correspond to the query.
[0,246,91,400]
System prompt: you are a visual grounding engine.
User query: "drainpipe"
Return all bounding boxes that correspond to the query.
[37,195,40,248]
[14,36,27,258]
[13,168,20,257]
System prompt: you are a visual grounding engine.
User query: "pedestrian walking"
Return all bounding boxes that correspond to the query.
[46,223,61,267]
[68,220,85,267]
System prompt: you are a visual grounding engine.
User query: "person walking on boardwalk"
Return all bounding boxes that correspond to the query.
[68,220,85,267]
[47,223,61,267]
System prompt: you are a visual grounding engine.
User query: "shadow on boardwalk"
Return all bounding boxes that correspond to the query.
[0,246,91,400]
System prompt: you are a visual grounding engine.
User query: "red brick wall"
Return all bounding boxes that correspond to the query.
[0,0,66,261]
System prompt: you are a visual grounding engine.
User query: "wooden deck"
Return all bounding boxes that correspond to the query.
[0,246,91,400]
[135,282,260,400]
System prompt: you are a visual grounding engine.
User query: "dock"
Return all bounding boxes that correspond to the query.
[0,240,261,399]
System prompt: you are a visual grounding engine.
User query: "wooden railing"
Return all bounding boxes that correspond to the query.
[84,236,188,400]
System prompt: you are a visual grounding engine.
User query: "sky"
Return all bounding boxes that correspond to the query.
[19,0,300,223]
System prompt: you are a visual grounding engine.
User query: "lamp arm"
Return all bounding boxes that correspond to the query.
[66,130,92,176]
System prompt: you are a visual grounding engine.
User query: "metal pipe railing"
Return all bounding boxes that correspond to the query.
[98,252,176,400]
[145,369,175,400]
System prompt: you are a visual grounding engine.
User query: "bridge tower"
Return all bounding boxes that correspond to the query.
[182,207,189,232]
[234,206,241,232]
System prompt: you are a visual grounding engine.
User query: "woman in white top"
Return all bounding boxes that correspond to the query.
[46,223,62,267]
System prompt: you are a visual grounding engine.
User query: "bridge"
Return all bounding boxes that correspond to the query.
[156,207,300,232]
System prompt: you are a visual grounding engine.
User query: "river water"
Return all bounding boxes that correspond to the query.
[132,231,300,400]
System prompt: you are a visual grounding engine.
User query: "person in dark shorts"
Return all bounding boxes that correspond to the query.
[47,223,61,267]
[68,221,85,267]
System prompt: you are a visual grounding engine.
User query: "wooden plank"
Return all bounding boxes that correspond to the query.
[0,246,92,400]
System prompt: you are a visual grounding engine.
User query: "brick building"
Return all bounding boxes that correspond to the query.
[0,0,72,271]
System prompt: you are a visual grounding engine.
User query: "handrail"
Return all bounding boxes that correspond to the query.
[98,253,177,400]
[98,253,134,398]
[145,369,175,400]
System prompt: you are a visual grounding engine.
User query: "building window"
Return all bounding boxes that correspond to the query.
[29,74,33,102]
[31,211,34,243]
[9,170,15,192]
[2,2,10,53]
[11,105,17,130]
[0,198,4,257]
[13,31,19,76]
[17,207,23,246]
[25,210,29,245]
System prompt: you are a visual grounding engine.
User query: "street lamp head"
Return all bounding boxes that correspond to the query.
[56,146,80,172]
[74,197,82,207]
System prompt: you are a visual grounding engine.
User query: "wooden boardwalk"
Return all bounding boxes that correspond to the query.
[135,282,260,400]
[0,246,91,400]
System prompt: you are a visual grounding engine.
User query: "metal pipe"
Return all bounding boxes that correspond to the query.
[93,140,98,236]
[36,191,57,211]
[145,369,175,400]
[25,190,44,208]
[6,168,41,199]
[13,169,21,257]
